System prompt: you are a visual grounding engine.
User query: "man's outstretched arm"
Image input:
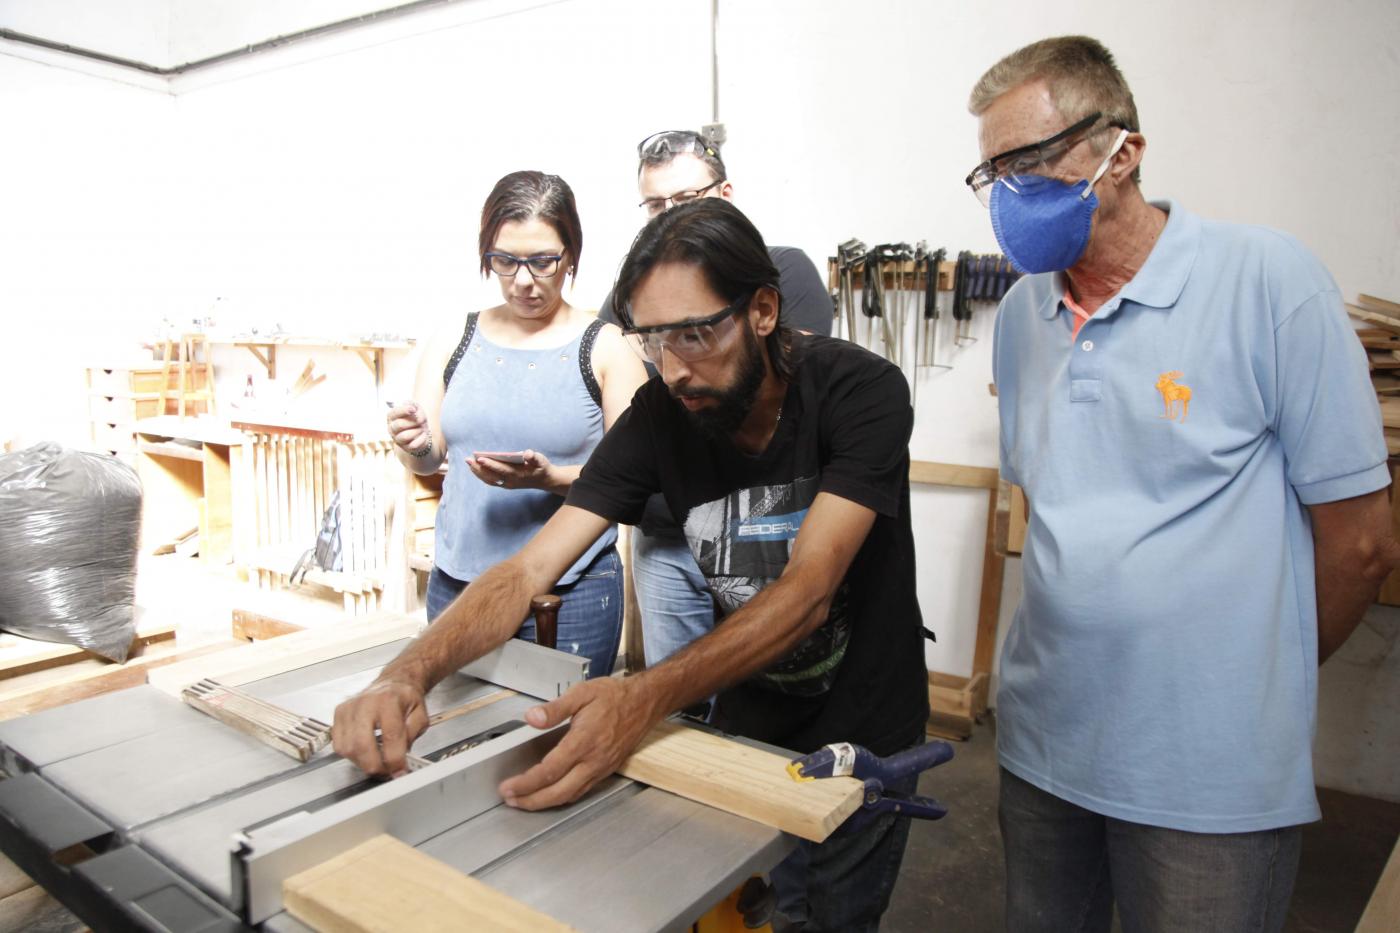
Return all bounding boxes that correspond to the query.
[332,505,611,775]
[498,491,878,810]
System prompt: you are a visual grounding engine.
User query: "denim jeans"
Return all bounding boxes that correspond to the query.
[768,746,920,932]
[426,546,623,677]
[999,767,1302,933]
[631,530,717,667]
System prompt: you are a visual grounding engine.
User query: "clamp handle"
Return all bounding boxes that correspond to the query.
[788,740,955,829]
[875,740,955,784]
[530,594,561,650]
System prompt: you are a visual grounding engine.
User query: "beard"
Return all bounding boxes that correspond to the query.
[672,324,767,443]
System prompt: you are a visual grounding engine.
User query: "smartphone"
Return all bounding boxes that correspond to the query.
[473,450,528,465]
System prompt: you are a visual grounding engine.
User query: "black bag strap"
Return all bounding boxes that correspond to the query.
[579,318,605,408]
[442,312,480,389]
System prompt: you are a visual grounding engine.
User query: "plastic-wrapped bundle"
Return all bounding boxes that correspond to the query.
[0,443,142,662]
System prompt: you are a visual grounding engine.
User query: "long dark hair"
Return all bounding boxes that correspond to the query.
[478,171,582,280]
[611,199,793,380]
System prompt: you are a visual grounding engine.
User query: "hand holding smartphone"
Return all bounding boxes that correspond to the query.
[473,450,528,465]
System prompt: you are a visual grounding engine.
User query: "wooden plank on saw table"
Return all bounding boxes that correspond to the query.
[283,834,576,933]
[617,719,865,844]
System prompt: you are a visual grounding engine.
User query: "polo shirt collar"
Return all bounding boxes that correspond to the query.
[1040,199,1200,320]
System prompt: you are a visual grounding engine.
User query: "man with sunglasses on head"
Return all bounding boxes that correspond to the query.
[596,130,833,672]
[969,36,1394,932]
[335,198,928,932]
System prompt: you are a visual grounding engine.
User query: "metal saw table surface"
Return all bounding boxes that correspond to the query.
[0,639,792,932]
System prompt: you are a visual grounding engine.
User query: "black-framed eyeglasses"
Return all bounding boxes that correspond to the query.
[965,112,1123,206]
[620,291,752,365]
[484,251,565,279]
[637,129,719,162]
[638,177,726,217]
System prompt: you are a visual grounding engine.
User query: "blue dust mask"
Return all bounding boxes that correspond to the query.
[988,129,1129,275]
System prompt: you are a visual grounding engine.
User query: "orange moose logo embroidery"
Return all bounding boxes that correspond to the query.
[1155,370,1192,422]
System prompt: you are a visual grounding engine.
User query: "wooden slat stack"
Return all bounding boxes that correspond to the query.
[1346,294,1400,606]
[1348,294,1400,458]
[232,424,405,616]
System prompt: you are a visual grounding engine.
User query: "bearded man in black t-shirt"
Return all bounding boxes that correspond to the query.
[334,199,930,932]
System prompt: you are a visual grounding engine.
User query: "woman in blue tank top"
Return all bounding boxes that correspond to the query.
[385,171,647,677]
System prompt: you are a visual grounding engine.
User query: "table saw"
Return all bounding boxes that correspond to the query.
[0,635,793,932]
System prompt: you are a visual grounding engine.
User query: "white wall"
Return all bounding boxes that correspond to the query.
[3,0,1399,798]
[0,53,174,448]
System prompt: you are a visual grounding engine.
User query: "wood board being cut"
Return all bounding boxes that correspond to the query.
[157,611,864,843]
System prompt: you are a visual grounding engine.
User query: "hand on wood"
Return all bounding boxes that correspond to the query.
[497,676,659,810]
[466,450,554,492]
[331,678,430,778]
[386,402,431,456]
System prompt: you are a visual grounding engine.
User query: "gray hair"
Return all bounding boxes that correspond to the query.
[969,36,1141,183]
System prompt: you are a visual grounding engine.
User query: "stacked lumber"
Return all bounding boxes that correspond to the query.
[1348,295,1400,607]
[1348,294,1400,456]
[1381,396,1400,458]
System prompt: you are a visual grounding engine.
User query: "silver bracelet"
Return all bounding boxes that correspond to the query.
[407,430,434,458]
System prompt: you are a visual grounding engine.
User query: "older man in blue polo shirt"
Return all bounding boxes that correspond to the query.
[967,36,1398,933]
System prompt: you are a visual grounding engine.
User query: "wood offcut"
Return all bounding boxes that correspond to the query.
[618,719,864,843]
[283,834,576,933]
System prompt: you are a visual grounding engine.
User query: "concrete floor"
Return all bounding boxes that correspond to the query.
[883,714,1400,933]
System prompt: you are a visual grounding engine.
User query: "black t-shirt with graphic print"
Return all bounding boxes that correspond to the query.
[566,334,929,756]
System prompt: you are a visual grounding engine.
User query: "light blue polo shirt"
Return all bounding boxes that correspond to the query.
[993,201,1388,833]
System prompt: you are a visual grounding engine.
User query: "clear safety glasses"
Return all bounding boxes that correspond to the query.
[966,112,1127,206]
[620,292,751,366]
[637,130,718,162]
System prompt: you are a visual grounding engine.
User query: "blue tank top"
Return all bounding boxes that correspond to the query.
[435,317,616,585]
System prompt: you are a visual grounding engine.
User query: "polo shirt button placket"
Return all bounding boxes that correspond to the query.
[1069,318,1105,404]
